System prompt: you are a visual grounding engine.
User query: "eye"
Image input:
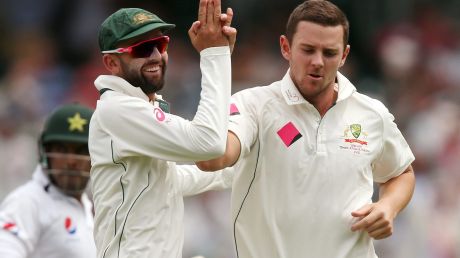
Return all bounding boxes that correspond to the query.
[323,50,338,58]
[49,144,68,153]
[303,48,315,54]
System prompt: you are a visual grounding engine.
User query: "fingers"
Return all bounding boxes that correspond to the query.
[368,225,392,239]
[220,13,227,23]
[351,204,372,217]
[224,8,233,27]
[198,0,207,25]
[222,26,237,53]
[191,0,234,52]
[206,0,214,26]
[355,219,393,240]
[222,26,236,36]
[351,214,378,232]
[214,0,222,24]
[188,21,201,38]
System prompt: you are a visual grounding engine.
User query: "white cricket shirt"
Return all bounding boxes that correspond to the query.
[0,166,96,258]
[89,46,231,258]
[228,71,415,258]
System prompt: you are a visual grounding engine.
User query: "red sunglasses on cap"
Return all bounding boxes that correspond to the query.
[102,36,170,58]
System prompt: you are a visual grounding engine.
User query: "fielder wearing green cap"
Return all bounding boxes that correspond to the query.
[98,8,176,52]
[40,103,94,197]
[0,103,96,258]
[89,1,237,257]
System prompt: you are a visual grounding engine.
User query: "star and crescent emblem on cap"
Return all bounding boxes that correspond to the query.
[67,113,87,132]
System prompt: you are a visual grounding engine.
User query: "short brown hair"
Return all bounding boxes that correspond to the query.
[286,0,349,47]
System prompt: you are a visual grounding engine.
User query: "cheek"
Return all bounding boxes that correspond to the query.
[48,158,65,169]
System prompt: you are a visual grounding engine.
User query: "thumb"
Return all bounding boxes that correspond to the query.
[188,21,201,37]
[351,204,372,217]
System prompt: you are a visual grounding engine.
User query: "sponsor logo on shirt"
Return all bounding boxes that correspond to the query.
[65,217,77,235]
[340,124,370,154]
[285,89,301,102]
[153,107,166,122]
[277,122,302,147]
[2,222,19,236]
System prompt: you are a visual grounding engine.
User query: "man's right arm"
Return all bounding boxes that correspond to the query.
[196,131,241,171]
[96,0,235,162]
[0,193,40,258]
[0,230,28,258]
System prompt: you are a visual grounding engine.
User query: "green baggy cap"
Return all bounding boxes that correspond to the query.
[98,8,175,51]
[41,104,94,144]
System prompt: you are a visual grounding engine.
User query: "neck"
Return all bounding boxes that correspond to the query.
[310,85,338,117]
[147,93,156,101]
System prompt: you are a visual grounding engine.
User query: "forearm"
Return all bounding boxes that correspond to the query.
[378,165,415,216]
[196,131,241,171]
[189,46,231,156]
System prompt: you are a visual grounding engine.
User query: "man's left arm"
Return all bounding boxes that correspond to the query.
[350,164,415,239]
[177,165,233,197]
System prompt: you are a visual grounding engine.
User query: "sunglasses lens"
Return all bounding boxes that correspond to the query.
[131,37,169,58]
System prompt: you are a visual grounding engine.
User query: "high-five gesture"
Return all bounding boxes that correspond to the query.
[189,0,237,52]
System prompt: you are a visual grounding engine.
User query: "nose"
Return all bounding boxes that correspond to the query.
[65,155,80,170]
[311,52,324,68]
[149,46,162,59]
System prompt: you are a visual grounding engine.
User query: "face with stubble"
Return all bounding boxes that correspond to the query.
[116,30,169,95]
[280,21,349,104]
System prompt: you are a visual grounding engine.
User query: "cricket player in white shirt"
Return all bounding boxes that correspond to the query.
[197,1,416,258]
[89,1,236,257]
[0,103,96,258]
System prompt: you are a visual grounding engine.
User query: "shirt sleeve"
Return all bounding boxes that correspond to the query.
[227,90,259,160]
[176,165,234,197]
[99,47,231,162]
[0,192,41,258]
[372,109,415,183]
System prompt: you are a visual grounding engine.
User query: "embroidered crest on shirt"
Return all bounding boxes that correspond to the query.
[340,124,369,154]
[277,122,302,147]
[65,216,77,235]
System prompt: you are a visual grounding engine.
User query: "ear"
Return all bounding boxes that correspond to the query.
[339,44,350,67]
[102,54,121,74]
[280,35,291,61]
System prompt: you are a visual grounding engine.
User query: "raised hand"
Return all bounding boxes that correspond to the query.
[188,0,230,52]
[220,7,237,53]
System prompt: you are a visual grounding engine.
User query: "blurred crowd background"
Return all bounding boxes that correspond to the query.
[0,0,459,257]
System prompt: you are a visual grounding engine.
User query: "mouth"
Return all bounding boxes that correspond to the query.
[143,64,162,75]
[308,73,323,80]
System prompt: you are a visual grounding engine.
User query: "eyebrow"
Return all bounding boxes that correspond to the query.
[300,44,339,51]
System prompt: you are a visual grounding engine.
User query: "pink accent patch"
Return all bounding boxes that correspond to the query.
[229,103,240,115]
[277,122,301,147]
[154,107,165,122]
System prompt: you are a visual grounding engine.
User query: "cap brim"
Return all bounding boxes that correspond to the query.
[43,135,88,144]
[119,23,176,42]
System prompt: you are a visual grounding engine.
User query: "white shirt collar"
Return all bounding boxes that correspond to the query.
[94,75,150,102]
[280,69,356,105]
[32,165,92,208]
